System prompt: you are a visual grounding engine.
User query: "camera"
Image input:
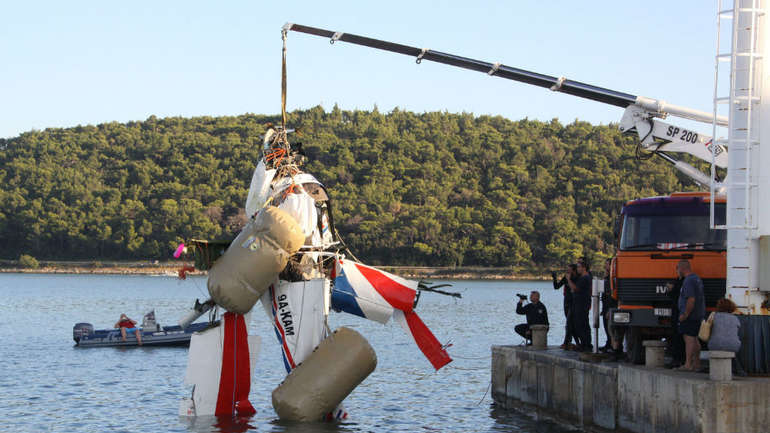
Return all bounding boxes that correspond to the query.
[551,271,557,280]
[516,294,528,301]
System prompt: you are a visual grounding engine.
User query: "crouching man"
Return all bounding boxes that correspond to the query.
[515,291,549,344]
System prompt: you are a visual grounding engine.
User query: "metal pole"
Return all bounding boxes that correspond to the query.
[591,279,602,354]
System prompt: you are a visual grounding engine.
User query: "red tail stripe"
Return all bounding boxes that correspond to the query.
[214,313,253,415]
[403,310,452,370]
[355,263,416,311]
[233,313,253,415]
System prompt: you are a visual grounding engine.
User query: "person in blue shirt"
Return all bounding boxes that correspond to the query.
[676,259,705,371]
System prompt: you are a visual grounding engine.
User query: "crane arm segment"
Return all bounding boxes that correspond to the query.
[284,23,637,108]
[284,23,727,127]
[284,22,728,187]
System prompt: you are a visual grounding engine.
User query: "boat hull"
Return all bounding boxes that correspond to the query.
[74,322,216,348]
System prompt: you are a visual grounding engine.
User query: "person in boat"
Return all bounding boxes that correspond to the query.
[515,291,549,344]
[114,313,142,345]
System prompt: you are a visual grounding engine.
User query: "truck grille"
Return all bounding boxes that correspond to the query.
[617,278,725,306]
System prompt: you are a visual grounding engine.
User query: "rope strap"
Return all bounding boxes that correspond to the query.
[416,48,428,64]
[550,76,566,91]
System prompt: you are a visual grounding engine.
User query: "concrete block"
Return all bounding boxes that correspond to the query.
[552,363,574,416]
[491,345,517,407]
[530,324,548,349]
[643,340,666,368]
[708,351,735,381]
[537,357,553,408]
[520,359,538,404]
[572,364,587,425]
[492,345,770,433]
[506,349,524,403]
[592,370,617,430]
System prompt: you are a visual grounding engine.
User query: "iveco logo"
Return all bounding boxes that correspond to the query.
[655,285,668,294]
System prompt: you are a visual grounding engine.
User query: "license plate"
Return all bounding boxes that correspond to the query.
[654,308,672,317]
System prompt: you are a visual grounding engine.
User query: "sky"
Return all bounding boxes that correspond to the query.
[0,1,723,139]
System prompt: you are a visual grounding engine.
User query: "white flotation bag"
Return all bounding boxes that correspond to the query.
[278,189,317,239]
[272,327,377,421]
[207,206,305,314]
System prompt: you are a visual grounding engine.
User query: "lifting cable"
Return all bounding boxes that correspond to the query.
[281,28,288,130]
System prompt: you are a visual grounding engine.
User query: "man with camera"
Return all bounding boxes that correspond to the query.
[567,260,593,351]
[515,291,549,344]
[553,264,578,349]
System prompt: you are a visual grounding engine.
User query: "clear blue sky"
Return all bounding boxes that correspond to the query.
[1,1,719,139]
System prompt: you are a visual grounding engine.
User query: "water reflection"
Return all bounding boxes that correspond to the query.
[181,415,367,433]
[489,404,578,432]
[181,415,255,433]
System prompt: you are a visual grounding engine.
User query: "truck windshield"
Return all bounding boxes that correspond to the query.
[619,203,726,251]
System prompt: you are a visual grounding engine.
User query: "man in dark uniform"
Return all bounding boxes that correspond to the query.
[515,291,549,344]
[568,261,593,351]
[600,258,616,352]
[665,276,686,368]
[553,264,578,349]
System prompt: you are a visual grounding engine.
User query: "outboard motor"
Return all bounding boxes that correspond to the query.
[73,323,94,344]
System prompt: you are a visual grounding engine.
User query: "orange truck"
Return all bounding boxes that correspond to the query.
[610,192,726,363]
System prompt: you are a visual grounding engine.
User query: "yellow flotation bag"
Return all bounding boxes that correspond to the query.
[207,206,305,314]
[272,327,377,421]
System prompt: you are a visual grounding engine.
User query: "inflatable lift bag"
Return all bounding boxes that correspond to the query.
[208,206,305,314]
[272,327,377,421]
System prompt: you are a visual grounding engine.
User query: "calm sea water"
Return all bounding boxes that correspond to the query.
[0,274,585,433]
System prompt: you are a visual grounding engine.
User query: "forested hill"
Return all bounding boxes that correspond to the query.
[0,106,700,269]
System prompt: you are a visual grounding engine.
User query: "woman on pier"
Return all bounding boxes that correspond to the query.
[707,298,741,354]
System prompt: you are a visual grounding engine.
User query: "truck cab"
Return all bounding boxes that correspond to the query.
[610,192,726,363]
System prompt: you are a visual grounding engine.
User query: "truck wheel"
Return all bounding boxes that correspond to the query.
[628,327,645,365]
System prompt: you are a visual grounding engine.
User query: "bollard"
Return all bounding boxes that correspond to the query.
[530,325,548,349]
[708,351,735,381]
[642,340,666,368]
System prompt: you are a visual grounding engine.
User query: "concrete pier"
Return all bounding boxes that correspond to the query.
[492,345,770,433]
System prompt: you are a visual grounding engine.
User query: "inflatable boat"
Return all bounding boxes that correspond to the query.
[73,310,217,348]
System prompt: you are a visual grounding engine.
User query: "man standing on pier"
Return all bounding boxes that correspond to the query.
[568,261,592,351]
[676,259,706,371]
[515,291,549,344]
[554,264,578,349]
[600,258,616,352]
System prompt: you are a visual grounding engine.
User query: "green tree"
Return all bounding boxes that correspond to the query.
[0,108,701,268]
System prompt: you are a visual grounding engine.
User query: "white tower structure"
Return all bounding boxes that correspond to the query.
[720,0,770,313]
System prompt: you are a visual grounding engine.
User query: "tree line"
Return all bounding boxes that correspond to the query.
[0,106,703,271]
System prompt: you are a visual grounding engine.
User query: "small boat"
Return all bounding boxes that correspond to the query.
[73,310,218,347]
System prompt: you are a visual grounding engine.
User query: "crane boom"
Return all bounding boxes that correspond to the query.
[283,22,729,185]
[284,23,726,126]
